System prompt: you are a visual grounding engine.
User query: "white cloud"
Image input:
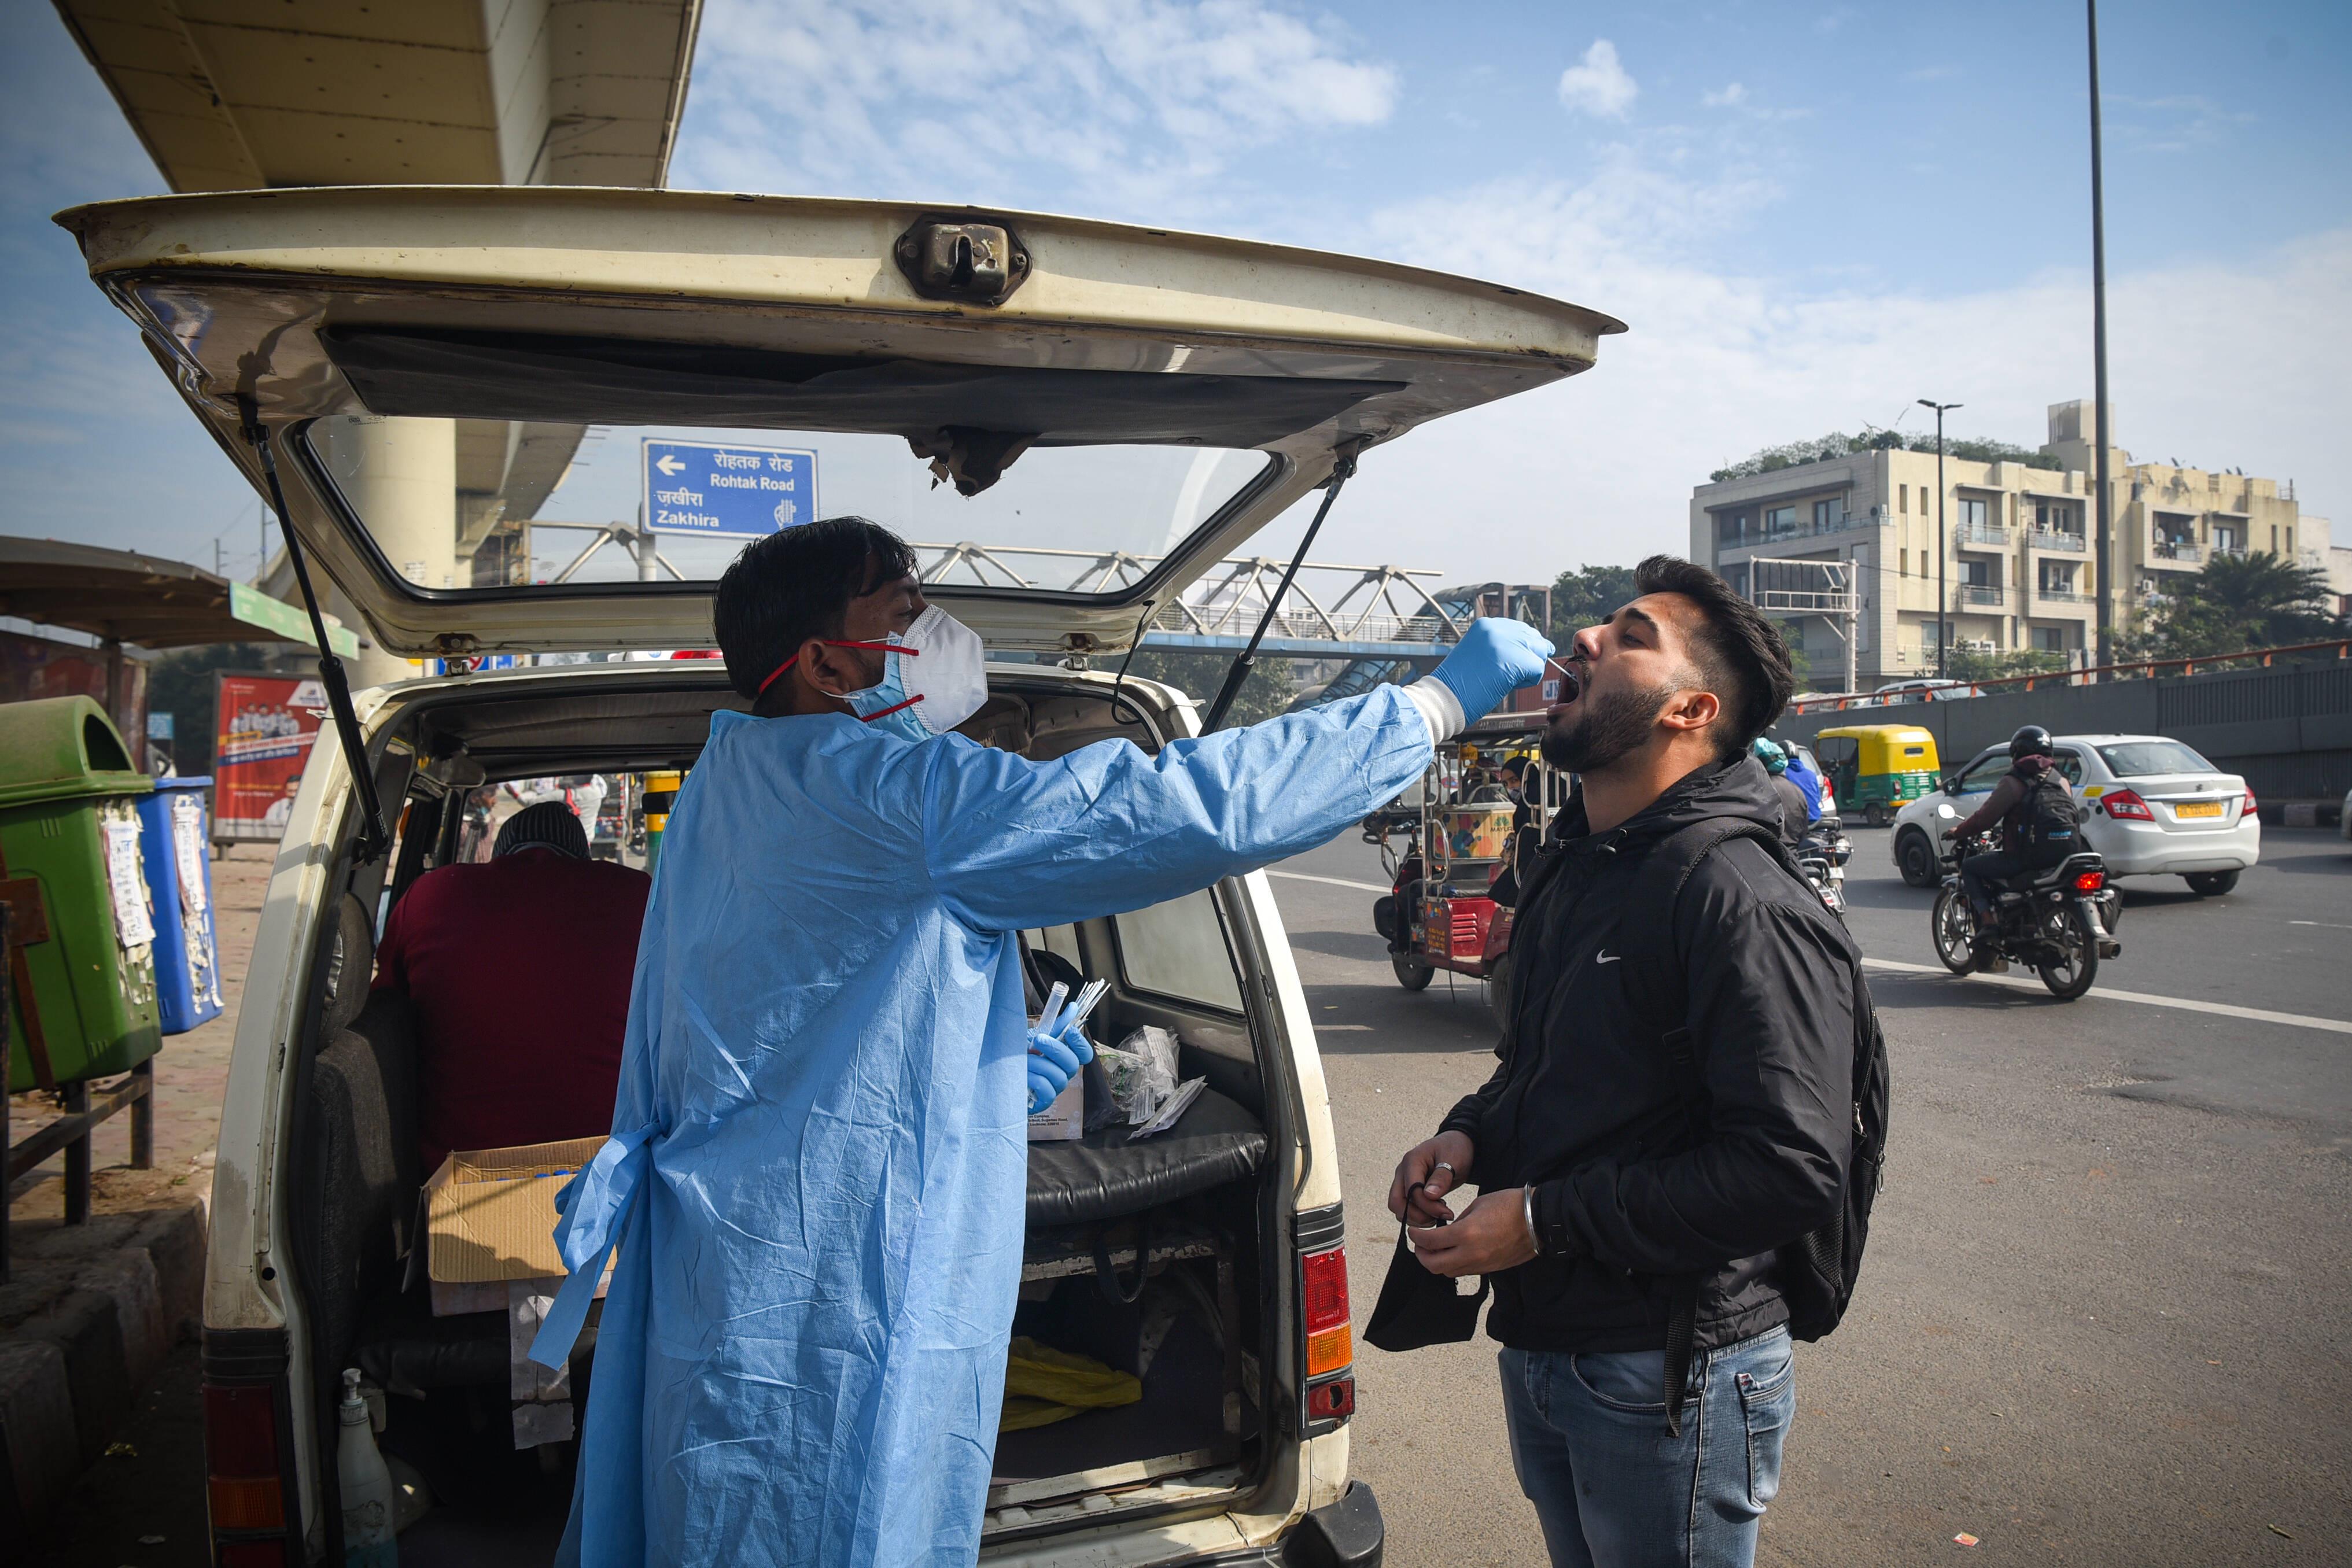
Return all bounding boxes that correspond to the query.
[1557,39,1637,120]
[672,0,1396,217]
[1303,168,2352,581]
[1703,83,1748,108]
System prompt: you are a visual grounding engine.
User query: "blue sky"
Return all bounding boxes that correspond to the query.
[5,0,2348,585]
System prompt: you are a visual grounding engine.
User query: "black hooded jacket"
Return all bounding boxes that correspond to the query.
[1443,755,1860,1354]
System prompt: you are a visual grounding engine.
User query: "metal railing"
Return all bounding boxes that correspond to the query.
[2150,537,2204,565]
[1956,523,2011,549]
[1716,509,1888,551]
[2028,528,2087,553]
[2035,587,2092,603]
[1791,637,2352,711]
[909,541,1469,647]
[1959,585,2005,607]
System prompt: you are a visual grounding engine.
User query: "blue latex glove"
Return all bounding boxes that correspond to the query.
[1428,617,1557,721]
[1026,1018,1096,1115]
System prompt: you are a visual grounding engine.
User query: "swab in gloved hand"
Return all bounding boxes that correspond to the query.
[1026,1012,1097,1115]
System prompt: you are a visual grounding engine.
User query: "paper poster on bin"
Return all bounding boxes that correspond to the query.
[102,818,156,947]
[214,674,326,841]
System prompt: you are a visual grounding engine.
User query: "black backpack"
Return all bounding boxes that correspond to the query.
[1618,819,1892,1434]
[2016,769,2084,858]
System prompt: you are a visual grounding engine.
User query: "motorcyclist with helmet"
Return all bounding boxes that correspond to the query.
[1753,736,1811,848]
[1944,724,2074,936]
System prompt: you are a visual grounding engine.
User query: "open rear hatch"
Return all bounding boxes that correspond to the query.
[58,186,1619,660]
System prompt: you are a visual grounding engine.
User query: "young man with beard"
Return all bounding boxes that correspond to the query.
[1389,555,1867,1568]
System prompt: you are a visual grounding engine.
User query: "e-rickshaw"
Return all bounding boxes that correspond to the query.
[1812,723,1939,827]
[1364,712,1566,1029]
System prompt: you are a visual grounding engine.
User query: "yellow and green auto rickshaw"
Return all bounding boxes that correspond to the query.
[1812,724,1940,827]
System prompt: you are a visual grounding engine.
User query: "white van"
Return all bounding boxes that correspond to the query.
[59,186,1619,1566]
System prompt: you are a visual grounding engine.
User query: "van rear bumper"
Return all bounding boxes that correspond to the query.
[1206,1482,1384,1567]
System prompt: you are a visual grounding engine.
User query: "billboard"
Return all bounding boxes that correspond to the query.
[214,673,327,842]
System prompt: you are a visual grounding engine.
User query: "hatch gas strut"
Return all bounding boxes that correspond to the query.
[1199,440,1367,733]
[238,402,392,864]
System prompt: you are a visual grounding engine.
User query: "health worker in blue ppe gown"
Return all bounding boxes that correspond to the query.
[529,515,1552,1568]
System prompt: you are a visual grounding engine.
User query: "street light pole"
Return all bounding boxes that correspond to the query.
[1919,399,1962,681]
[2088,0,2114,671]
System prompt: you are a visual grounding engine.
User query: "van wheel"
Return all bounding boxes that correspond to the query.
[1865,802,1890,828]
[1897,831,1938,888]
[2184,870,2239,896]
[1392,954,1435,991]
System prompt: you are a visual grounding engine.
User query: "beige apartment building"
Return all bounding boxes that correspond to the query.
[1687,399,2332,690]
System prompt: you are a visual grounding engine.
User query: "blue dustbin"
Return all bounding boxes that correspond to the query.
[136,776,224,1034]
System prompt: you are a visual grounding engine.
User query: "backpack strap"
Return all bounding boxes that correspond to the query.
[1616,816,1811,1436]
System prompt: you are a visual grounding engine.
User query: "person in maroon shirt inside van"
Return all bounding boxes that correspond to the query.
[374,799,651,1171]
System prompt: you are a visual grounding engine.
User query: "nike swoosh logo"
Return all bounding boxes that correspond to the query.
[1595,950,1621,964]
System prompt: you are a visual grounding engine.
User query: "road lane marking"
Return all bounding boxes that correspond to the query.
[1861,957,2352,1035]
[1317,1024,1373,1031]
[2289,920,2352,931]
[1268,870,1391,894]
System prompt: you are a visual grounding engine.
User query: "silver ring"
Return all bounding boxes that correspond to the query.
[1432,1161,1456,1175]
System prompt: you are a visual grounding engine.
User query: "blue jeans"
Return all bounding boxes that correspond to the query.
[1499,1327,1796,1568]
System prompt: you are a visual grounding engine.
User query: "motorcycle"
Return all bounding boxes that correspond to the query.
[1795,812,1852,920]
[1930,803,2123,1001]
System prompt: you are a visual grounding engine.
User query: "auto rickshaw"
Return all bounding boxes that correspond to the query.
[1364,714,1563,1028]
[1811,723,1939,827]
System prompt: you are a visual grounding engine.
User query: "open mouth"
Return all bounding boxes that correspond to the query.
[1546,660,1586,714]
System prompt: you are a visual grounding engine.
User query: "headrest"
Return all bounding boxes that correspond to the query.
[320,892,375,1038]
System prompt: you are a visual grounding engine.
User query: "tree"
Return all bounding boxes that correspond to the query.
[2143,551,2343,658]
[1119,648,1299,726]
[1549,563,1640,644]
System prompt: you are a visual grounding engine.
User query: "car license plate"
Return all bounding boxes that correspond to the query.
[2176,800,2223,819]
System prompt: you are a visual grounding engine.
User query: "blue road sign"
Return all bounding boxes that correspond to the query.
[643,438,819,538]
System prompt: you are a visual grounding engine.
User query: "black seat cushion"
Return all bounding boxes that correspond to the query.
[353,1285,601,1396]
[1026,1087,1267,1227]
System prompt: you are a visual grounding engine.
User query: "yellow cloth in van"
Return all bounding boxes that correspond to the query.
[999,1337,1143,1432]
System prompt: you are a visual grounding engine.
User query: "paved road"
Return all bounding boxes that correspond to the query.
[1267,824,2352,1567]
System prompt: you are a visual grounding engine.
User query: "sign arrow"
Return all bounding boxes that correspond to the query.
[655,454,686,477]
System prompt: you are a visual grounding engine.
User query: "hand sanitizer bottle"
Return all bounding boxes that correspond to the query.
[338,1367,399,1566]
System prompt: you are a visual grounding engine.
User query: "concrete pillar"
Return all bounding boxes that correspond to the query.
[315,417,456,687]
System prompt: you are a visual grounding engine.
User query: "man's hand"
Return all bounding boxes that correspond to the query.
[1389,1131,1474,1226]
[1410,1189,1538,1278]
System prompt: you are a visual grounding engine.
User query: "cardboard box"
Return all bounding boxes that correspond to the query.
[425,1136,607,1284]
[1026,1077,1083,1142]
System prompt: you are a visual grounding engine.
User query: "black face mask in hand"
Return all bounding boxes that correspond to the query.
[1362,1185,1491,1352]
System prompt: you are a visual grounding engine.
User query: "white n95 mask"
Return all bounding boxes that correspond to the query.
[839,606,990,743]
[756,605,990,742]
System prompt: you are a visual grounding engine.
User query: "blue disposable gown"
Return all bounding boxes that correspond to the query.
[531,687,1435,1567]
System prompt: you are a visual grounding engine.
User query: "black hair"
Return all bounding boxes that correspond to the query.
[1497,757,1526,777]
[713,516,920,700]
[1632,554,1796,763]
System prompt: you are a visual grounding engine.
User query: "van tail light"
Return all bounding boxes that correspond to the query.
[1306,1377,1357,1423]
[205,1379,292,1556]
[1302,1245,1352,1379]
[2073,870,2106,892]
[2103,788,2154,821]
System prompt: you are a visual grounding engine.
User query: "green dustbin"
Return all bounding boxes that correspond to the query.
[1,696,161,1093]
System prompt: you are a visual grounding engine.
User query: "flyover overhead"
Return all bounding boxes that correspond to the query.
[52,0,703,190]
[53,0,704,680]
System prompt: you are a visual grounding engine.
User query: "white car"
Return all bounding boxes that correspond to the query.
[64,184,1621,1566]
[1892,733,2259,894]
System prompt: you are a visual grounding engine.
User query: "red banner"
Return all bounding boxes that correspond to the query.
[213,673,326,841]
